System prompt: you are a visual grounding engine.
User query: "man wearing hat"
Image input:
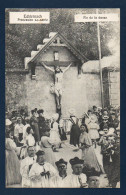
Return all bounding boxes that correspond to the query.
[51,159,68,187]
[63,157,87,188]
[29,150,58,187]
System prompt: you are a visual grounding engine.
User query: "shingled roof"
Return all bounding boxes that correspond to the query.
[24,32,88,69]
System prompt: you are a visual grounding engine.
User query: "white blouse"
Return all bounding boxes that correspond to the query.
[26,134,35,146]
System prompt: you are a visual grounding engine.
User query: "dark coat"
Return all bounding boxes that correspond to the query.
[70,124,81,146]
[59,127,67,141]
[100,121,109,130]
[111,143,120,186]
[108,118,119,129]
[30,116,40,142]
[38,116,46,137]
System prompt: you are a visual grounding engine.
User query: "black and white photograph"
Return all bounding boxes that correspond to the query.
[5,8,120,188]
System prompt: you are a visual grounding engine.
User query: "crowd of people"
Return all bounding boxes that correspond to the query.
[5,105,120,188]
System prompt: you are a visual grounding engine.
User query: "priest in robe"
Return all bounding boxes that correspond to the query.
[20,146,37,187]
[63,157,88,188]
[29,150,58,187]
[51,158,68,187]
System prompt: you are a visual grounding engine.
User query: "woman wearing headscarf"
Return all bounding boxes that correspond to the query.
[50,113,61,149]
[79,125,104,174]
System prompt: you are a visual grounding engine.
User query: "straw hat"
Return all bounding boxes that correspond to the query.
[102,115,109,120]
[99,131,105,135]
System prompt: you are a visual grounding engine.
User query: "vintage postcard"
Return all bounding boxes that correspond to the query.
[5,8,120,188]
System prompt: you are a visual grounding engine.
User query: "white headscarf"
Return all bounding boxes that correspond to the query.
[52,113,59,121]
[6,119,12,126]
[107,128,115,136]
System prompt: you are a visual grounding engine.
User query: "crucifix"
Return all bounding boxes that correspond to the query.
[41,61,72,116]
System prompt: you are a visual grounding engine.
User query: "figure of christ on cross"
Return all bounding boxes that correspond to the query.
[41,62,72,115]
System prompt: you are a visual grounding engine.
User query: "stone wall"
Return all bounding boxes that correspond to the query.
[5,67,102,118]
[109,71,120,107]
[103,69,120,108]
[26,67,56,118]
[62,68,101,118]
[84,73,102,109]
